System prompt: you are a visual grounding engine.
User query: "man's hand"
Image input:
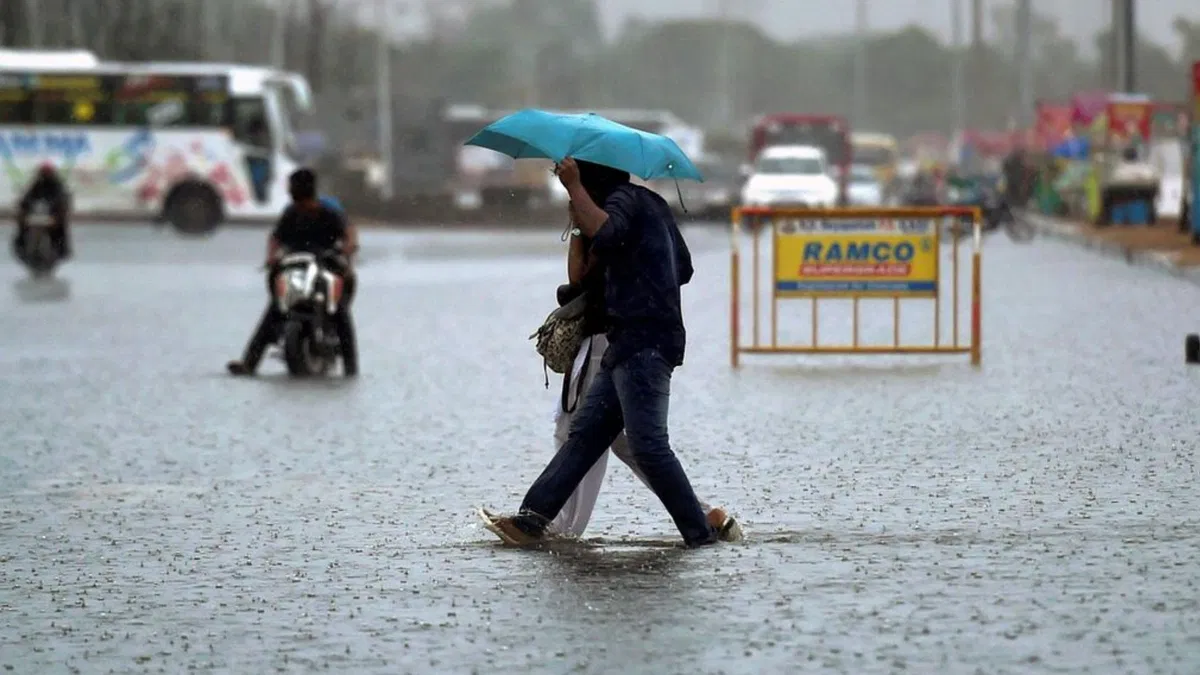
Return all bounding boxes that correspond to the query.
[556,157,581,189]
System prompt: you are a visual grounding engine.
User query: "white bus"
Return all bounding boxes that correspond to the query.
[0,49,313,233]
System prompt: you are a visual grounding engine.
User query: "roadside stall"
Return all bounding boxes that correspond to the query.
[1093,94,1157,225]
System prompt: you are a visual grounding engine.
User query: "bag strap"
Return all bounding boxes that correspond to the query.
[560,336,594,413]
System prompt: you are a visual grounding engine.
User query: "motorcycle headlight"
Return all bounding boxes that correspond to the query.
[279,271,308,305]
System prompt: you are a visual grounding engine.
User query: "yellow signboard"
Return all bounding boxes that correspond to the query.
[773,216,940,296]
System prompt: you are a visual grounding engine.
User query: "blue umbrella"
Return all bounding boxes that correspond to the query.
[463,108,704,182]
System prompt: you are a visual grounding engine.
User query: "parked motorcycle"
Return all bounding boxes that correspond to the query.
[14,201,64,277]
[270,251,347,376]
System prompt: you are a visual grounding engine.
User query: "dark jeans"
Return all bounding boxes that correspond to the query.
[513,348,718,547]
[240,266,358,374]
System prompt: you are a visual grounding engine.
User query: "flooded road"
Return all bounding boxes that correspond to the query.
[1,222,1199,674]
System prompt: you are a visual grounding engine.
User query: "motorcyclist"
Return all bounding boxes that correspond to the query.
[14,163,72,259]
[226,168,359,377]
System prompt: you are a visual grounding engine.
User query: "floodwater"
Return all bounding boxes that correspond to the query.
[1,222,1198,674]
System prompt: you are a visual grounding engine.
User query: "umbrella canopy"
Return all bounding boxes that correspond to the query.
[464,108,704,182]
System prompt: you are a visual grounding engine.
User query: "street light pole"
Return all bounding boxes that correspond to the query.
[1014,0,1032,128]
[852,0,868,129]
[951,0,965,135]
[715,0,732,129]
[375,0,394,200]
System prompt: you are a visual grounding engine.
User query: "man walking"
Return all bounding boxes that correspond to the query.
[486,158,735,548]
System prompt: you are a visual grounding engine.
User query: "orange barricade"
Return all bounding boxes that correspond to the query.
[730,207,982,367]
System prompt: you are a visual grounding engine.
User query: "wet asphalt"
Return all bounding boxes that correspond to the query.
[1,221,1199,674]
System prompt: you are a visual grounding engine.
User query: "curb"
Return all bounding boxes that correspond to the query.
[1024,213,1200,288]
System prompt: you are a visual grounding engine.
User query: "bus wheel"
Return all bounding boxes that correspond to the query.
[165,183,222,236]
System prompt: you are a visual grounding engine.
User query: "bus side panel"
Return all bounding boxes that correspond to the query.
[0,127,156,214]
[152,129,288,219]
[0,126,285,220]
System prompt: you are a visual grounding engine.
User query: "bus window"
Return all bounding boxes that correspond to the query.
[189,97,227,127]
[852,145,896,167]
[0,102,29,123]
[31,95,110,124]
[0,95,30,124]
[27,73,108,125]
[0,75,28,123]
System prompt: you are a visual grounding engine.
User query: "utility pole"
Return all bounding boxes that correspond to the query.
[375,0,394,200]
[1109,0,1137,92]
[1120,0,1136,92]
[307,0,324,91]
[852,0,868,130]
[1014,0,1032,128]
[969,0,983,129]
[950,0,965,135]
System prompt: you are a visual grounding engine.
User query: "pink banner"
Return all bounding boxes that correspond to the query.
[1070,91,1111,126]
[1035,101,1073,149]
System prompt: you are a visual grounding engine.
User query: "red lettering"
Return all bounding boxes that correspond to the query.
[800,263,911,276]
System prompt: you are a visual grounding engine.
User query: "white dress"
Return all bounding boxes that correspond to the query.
[547,334,708,536]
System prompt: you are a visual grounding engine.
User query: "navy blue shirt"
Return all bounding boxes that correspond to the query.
[590,184,694,369]
[271,203,347,254]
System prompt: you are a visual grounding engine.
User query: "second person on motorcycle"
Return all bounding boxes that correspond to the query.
[227,168,360,377]
[13,163,73,259]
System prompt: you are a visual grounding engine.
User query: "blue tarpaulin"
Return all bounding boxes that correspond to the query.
[1051,137,1090,159]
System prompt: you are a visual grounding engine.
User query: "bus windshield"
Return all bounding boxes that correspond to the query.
[851,145,896,167]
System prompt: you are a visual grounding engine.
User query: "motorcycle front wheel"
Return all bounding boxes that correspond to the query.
[283,320,330,376]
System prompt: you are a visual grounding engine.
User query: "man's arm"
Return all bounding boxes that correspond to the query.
[564,183,608,239]
[266,208,289,264]
[342,217,359,256]
[566,202,598,283]
[567,231,594,284]
[568,185,637,257]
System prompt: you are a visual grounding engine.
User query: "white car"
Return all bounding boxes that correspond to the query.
[740,145,839,208]
[847,164,884,206]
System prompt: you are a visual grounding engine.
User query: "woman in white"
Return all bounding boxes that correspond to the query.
[546,204,740,540]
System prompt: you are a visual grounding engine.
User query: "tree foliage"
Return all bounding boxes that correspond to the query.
[1,0,1197,137]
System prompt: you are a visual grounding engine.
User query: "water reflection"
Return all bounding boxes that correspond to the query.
[13,276,70,303]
